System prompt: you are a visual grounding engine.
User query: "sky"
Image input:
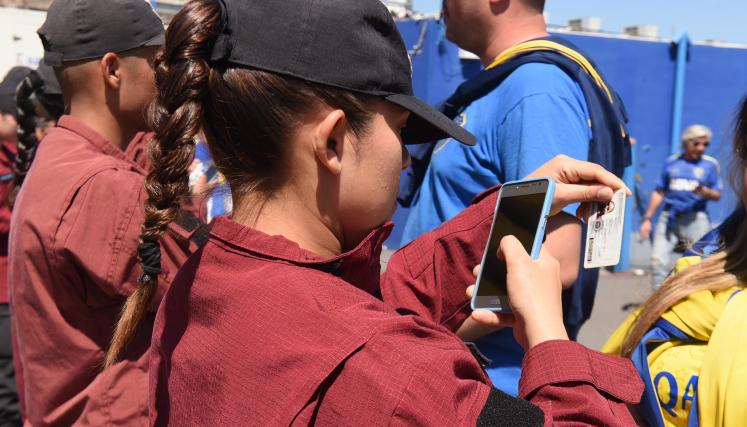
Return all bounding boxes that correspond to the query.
[411,0,747,44]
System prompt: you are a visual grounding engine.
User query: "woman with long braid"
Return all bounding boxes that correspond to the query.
[0,65,31,427]
[109,1,643,425]
[0,62,65,425]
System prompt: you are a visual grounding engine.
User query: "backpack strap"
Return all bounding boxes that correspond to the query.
[486,39,614,103]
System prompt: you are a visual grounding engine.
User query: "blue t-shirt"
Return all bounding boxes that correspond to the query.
[401,63,591,395]
[402,63,591,244]
[655,154,721,216]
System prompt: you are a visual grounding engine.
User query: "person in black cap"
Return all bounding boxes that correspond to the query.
[0,67,31,148]
[8,1,202,425]
[0,65,30,427]
[107,0,642,425]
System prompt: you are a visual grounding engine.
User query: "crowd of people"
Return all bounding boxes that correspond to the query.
[0,0,743,426]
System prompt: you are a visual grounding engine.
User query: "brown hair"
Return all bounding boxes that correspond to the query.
[621,98,747,357]
[105,0,374,366]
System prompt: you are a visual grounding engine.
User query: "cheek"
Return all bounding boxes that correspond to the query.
[742,169,747,201]
[126,65,156,108]
[343,141,402,220]
[361,146,402,210]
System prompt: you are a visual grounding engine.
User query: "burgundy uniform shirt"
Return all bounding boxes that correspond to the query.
[0,140,16,304]
[151,188,643,426]
[9,116,196,426]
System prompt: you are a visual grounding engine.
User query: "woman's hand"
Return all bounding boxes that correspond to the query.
[462,237,568,350]
[526,155,630,217]
[457,156,627,343]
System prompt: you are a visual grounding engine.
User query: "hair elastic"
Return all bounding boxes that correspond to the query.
[137,241,162,284]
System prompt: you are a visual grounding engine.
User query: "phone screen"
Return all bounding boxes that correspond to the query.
[476,186,548,300]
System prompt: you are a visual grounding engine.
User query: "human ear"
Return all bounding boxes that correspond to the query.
[100,52,122,90]
[312,109,347,176]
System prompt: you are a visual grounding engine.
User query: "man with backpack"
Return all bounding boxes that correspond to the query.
[398,0,631,395]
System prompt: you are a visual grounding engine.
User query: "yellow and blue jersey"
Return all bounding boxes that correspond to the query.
[604,214,747,427]
[655,154,721,217]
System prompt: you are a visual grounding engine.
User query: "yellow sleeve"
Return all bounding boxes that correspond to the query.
[672,256,702,274]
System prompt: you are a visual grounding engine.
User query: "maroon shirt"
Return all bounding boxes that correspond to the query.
[9,116,197,426]
[0,140,16,304]
[151,189,643,425]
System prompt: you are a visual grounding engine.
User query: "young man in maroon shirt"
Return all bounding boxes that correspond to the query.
[8,1,201,425]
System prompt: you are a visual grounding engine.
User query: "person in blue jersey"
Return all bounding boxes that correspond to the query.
[398,0,629,396]
[640,125,721,290]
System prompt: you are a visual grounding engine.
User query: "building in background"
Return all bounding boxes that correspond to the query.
[0,0,185,76]
[0,4,45,77]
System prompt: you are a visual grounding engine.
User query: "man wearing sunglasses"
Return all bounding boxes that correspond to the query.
[640,125,721,289]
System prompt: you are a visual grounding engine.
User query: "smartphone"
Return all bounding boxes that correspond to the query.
[471,178,555,312]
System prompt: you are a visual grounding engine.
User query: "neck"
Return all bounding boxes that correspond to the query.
[232,189,343,259]
[478,14,549,66]
[68,101,137,151]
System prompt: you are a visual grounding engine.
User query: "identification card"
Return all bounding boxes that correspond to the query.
[584,189,626,269]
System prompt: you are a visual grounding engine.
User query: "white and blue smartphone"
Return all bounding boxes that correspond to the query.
[471,178,555,312]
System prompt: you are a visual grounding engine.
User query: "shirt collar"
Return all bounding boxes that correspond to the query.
[209,217,394,297]
[56,115,141,169]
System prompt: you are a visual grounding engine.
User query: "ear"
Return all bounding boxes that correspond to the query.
[312,109,348,176]
[99,52,122,90]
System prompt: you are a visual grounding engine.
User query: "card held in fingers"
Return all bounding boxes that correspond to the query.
[584,189,627,269]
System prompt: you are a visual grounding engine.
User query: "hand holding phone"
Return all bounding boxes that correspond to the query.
[471,178,555,312]
[469,236,569,350]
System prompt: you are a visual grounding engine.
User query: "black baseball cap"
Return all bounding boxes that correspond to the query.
[0,66,32,117]
[36,63,62,97]
[38,0,165,67]
[209,0,475,146]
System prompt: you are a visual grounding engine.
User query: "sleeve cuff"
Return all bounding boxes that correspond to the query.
[519,340,643,404]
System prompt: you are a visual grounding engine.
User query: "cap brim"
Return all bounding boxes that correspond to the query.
[386,93,476,146]
[142,32,165,48]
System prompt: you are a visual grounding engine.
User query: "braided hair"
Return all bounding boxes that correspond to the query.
[105,0,375,366]
[103,0,221,368]
[11,64,64,206]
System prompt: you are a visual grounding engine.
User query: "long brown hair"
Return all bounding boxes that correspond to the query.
[105,0,375,366]
[621,98,747,357]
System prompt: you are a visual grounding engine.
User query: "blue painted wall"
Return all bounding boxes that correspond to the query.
[390,19,747,262]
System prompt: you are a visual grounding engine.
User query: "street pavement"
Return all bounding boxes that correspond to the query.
[577,270,652,349]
